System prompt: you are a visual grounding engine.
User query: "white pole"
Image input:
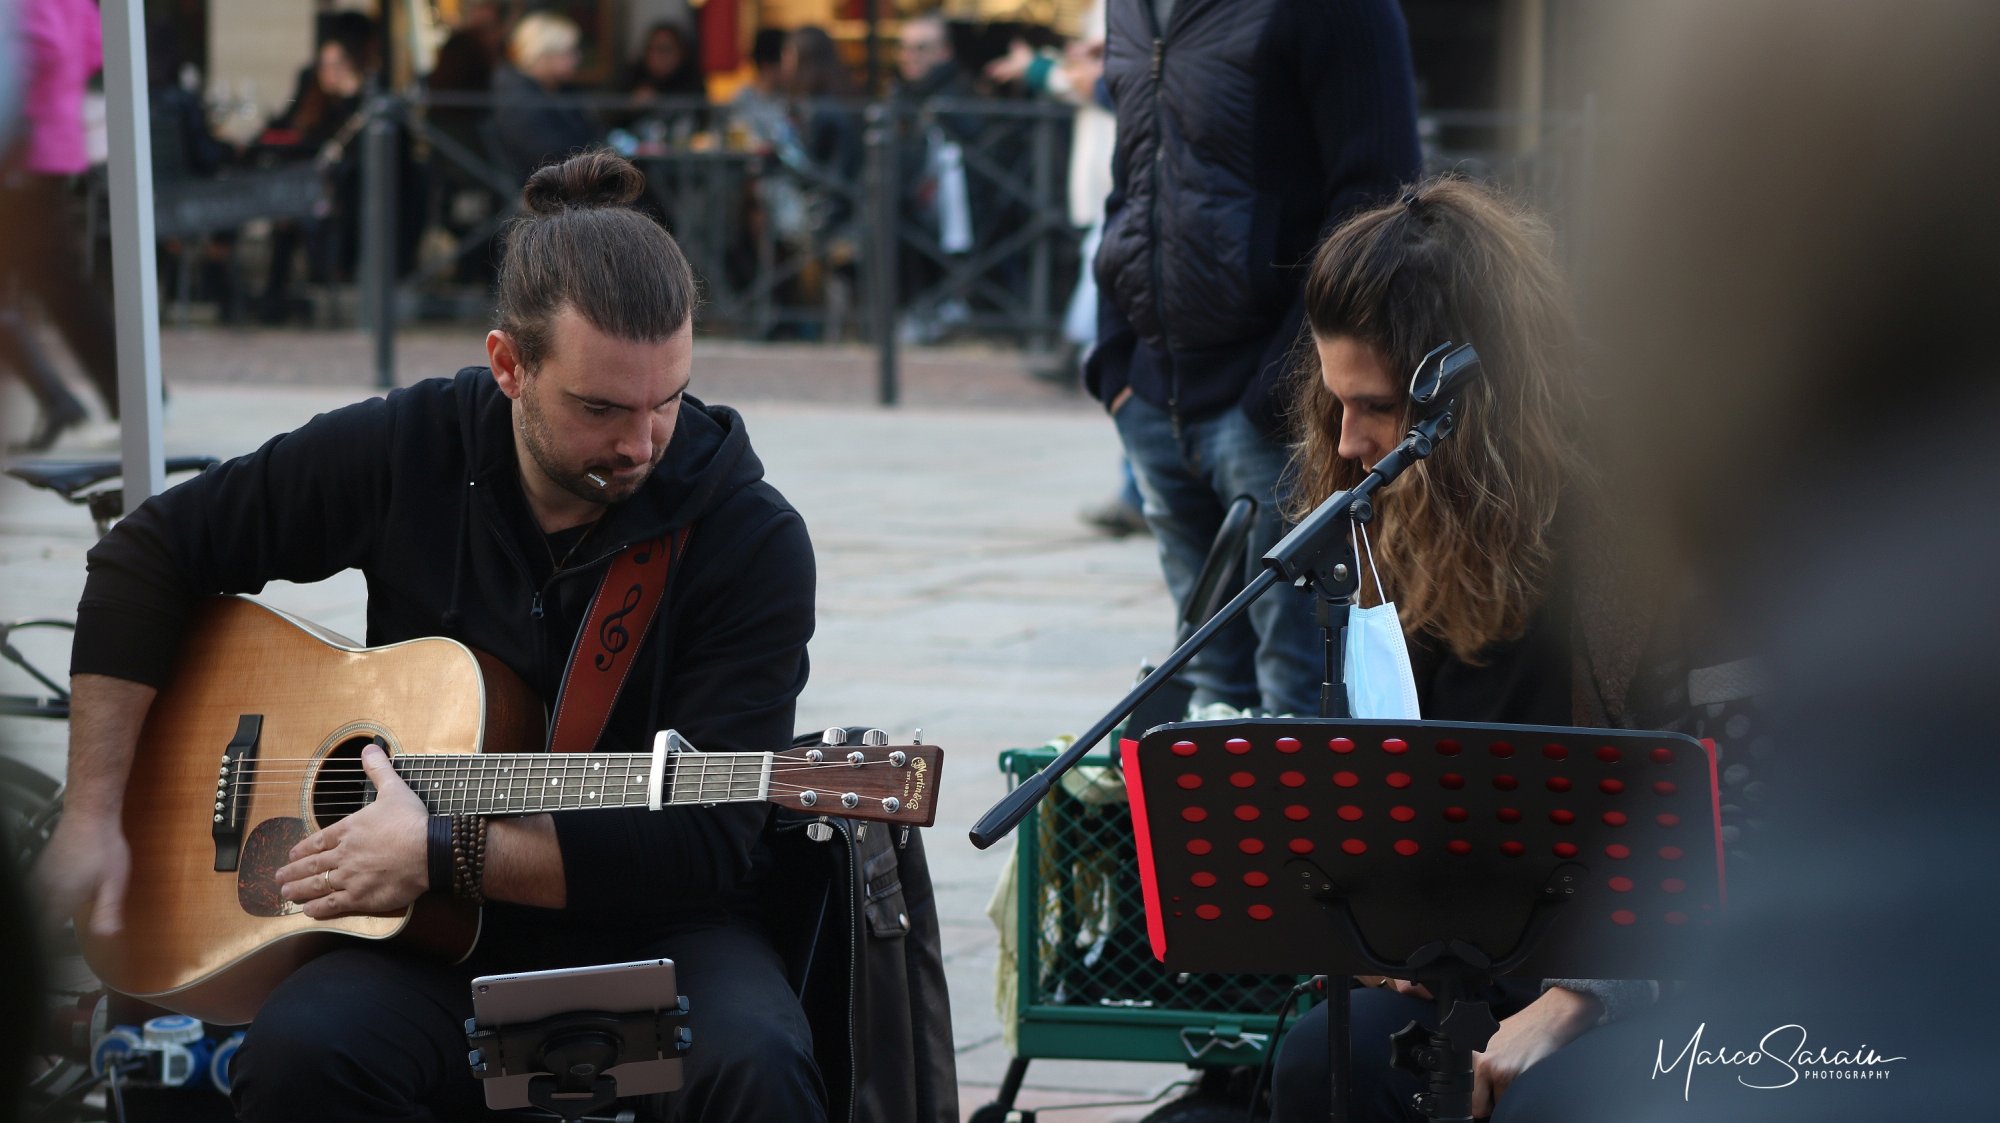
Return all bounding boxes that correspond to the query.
[100,0,165,503]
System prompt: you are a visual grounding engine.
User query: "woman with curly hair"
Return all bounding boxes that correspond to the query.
[1272,177,1662,1121]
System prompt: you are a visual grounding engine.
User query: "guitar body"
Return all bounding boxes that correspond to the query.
[80,597,546,1024]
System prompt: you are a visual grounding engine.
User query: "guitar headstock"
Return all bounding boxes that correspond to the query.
[769,741,943,827]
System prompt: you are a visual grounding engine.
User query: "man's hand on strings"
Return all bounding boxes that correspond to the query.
[278,745,430,919]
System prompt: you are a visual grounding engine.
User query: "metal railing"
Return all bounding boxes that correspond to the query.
[196,90,1594,403]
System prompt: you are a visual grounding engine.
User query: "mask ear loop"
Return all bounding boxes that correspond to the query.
[1353,517,1388,606]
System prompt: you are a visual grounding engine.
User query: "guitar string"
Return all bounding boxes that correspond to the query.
[220,759,914,777]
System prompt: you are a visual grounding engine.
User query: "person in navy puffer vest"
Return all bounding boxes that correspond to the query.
[1086,0,1420,717]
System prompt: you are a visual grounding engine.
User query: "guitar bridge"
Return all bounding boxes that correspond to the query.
[212,714,263,871]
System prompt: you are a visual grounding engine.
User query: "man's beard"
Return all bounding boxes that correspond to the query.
[517,385,656,505]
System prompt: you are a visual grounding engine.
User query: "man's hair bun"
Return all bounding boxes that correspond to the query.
[520,149,646,216]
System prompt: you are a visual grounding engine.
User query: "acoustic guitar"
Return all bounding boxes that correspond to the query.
[80,596,941,1024]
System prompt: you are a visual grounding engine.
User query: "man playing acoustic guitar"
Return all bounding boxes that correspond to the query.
[35,150,827,1121]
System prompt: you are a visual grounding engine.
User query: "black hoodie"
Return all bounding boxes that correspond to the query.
[74,368,816,940]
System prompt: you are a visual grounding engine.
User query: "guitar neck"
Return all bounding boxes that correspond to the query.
[395,751,771,816]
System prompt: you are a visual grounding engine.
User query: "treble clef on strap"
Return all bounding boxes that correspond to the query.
[593,584,644,670]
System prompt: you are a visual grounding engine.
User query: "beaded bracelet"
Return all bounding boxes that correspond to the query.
[450,813,489,904]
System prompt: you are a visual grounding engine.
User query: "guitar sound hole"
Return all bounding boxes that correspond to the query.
[310,736,380,829]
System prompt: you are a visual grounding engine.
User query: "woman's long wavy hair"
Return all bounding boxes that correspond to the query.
[1288,178,1584,663]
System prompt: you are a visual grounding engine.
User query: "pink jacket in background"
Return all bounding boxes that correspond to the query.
[23,0,104,174]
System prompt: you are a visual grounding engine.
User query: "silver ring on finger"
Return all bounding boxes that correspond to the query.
[320,870,331,892]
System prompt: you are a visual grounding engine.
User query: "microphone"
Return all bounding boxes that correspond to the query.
[1407,342,1481,420]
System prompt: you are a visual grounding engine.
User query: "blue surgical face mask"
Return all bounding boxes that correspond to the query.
[1344,520,1421,720]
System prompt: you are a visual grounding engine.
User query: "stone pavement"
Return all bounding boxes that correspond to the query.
[0,331,1264,1122]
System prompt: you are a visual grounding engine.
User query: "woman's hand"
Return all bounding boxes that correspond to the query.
[1469,987,1602,1116]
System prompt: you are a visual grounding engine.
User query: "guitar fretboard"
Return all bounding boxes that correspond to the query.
[395,752,771,815]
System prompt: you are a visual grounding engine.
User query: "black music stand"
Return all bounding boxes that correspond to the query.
[1119,718,1724,1123]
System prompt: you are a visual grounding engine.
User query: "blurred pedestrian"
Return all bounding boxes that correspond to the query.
[492,11,601,178]
[892,14,986,341]
[1088,0,1420,716]
[0,0,122,448]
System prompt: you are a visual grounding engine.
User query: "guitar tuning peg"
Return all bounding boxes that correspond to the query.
[806,816,833,843]
[862,729,889,747]
[913,727,922,745]
[821,727,847,747]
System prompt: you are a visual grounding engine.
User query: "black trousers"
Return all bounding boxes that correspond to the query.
[1271,979,1547,1123]
[0,174,119,418]
[231,915,825,1123]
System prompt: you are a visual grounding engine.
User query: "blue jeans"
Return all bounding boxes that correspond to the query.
[1113,394,1322,716]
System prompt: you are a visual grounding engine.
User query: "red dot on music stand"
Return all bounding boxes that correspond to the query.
[1656,813,1679,827]
[1177,774,1203,789]
[1243,871,1270,887]
[1659,846,1684,860]
[1444,806,1469,823]
[1386,772,1413,789]
[1172,740,1199,757]
[1239,838,1266,855]
[1230,771,1256,788]
[1187,839,1212,855]
[1553,842,1580,858]
[1436,739,1462,756]
[1289,838,1315,854]
[1610,909,1637,926]
[1550,809,1576,825]
[1197,904,1222,920]
[1650,747,1675,764]
[1191,871,1217,887]
[1597,746,1622,763]
[1248,904,1275,921]
[1383,738,1409,755]
[1608,876,1634,892]
[1284,804,1310,821]
[1500,841,1525,857]
[1447,840,1472,855]
[1329,737,1355,754]
[1277,737,1302,754]
[1494,774,1519,791]
[1182,806,1208,823]
[1661,878,1686,894]
[1605,844,1631,859]
[1280,771,1306,788]
[1226,738,1252,755]
[1604,811,1628,827]
[1390,806,1416,823]
[1665,911,1688,925]
[1599,779,1626,795]
[1394,839,1420,856]
[1547,777,1572,793]
[1440,773,1466,790]
[1334,771,1359,788]
[1490,741,1516,758]
[1337,804,1363,821]
[1543,744,1568,761]
[1653,781,1677,796]
[1342,838,1368,855]
[1497,807,1522,824]
[1234,804,1261,822]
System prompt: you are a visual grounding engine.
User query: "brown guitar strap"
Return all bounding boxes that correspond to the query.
[547,526,691,755]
